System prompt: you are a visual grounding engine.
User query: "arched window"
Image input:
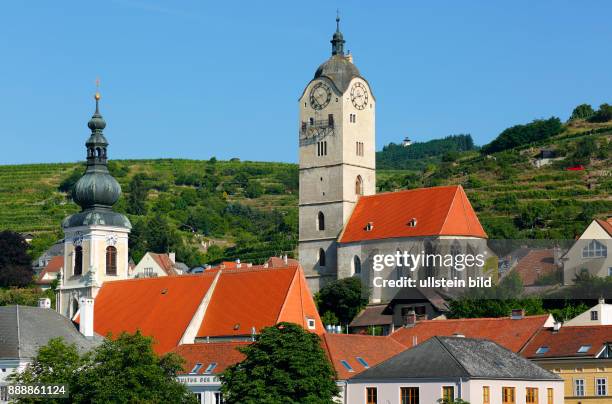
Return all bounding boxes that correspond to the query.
[106,246,117,275]
[74,246,83,276]
[71,298,79,318]
[317,211,325,231]
[353,255,361,275]
[96,147,102,157]
[582,240,607,258]
[355,175,363,196]
[318,248,326,268]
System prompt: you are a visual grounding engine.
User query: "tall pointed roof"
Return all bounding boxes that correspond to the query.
[339,185,487,243]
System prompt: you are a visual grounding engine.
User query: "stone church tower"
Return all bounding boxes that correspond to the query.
[298,17,376,292]
[57,91,131,318]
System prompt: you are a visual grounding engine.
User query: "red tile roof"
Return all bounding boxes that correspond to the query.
[390,315,552,353]
[511,249,557,286]
[339,185,486,243]
[89,274,217,354]
[595,218,612,237]
[266,256,300,268]
[36,256,63,284]
[321,334,406,380]
[173,342,248,375]
[150,253,178,275]
[522,325,612,359]
[197,266,324,338]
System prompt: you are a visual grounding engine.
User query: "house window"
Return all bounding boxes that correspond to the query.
[317,141,328,156]
[592,310,599,320]
[577,344,591,353]
[193,392,203,404]
[608,267,612,276]
[204,362,218,374]
[526,387,538,404]
[547,388,553,404]
[582,239,607,258]
[355,175,363,195]
[483,386,490,404]
[353,255,361,275]
[502,387,515,404]
[318,248,326,267]
[356,357,369,368]
[106,246,117,275]
[596,378,608,396]
[143,267,154,277]
[74,246,83,276]
[442,386,454,403]
[317,211,325,231]
[214,392,224,404]
[400,387,419,404]
[340,360,354,372]
[306,318,316,330]
[574,379,585,396]
[536,346,549,355]
[366,387,377,404]
[356,141,364,156]
[190,363,202,374]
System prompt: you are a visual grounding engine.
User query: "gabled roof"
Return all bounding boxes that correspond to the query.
[522,325,612,359]
[90,274,217,354]
[173,342,248,375]
[339,185,486,243]
[595,218,612,237]
[352,336,560,381]
[321,334,406,380]
[510,249,557,286]
[390,315,553,353]
[36,255,64,284]
[197,266,324,338]
[349,305,393,328]
[149,253,178,276]
[0,306,100,359]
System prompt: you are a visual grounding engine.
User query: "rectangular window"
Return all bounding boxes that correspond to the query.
[366,387,377,404]
[442,386,454,403]
[483,386,490,404]
[502,387,515,404]
[204,362,217,374]
[547,388,553,404]
[400,387,419,404]
[193,392,202,404]
[608,267,612,276]
[574,379,585,396]
[591,310,599,320]
[596,378,607,396]
[190,363,202,374]
[214,392,224,404]
[526,387,538,404]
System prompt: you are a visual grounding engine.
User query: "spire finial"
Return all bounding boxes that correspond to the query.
[336,9,340,32]
[94,77,101,113]
[330,12,345,56]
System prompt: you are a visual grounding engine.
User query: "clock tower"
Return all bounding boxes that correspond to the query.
[298,16,376,291]
[57,90,132,319]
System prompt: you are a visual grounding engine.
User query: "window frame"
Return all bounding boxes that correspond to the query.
[596,377,607,396]
[547,387,553,404]
[526,387,538,404]
[483,386,490,404]
[74,245,83,276]
[582,239,607,258]
[574,378,585,396]
[366,387,377,404]
[400,386,419,404]
[502,386,516,404]
[441,386,454,403]
[105,245,117,275]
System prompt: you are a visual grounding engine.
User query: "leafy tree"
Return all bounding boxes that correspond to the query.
[481,117,563,154]
[0,231,33,287]
[11,332,195,404]
[244,180,264,199]
[569,104,595,121]
[316,277,368,324]
[589,103,612,123]
[127,174,148,215]
[220,323,339,404]
[548,302,589,322]
[320,311,339,326]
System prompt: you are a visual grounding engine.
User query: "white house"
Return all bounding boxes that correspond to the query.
[562,218,611,285]
[564,297,611,326]
[346,336,563,404]
[131,252,182,278]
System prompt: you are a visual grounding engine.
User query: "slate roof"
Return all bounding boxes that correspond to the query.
[522,325,612,359]
[352,336,560,381]
[0,305,100,359]
[390,314,553,352]
[339,185,487,243]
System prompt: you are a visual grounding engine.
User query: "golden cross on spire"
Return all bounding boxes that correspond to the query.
[95,77,101,101]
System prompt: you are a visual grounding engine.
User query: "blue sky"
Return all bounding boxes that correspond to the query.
[0,1,610,165]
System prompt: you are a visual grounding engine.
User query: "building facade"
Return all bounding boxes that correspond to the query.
[57,92,131,319]
[562,218,611,285]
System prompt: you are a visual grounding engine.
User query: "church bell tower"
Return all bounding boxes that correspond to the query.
[57,89,132,318]
[298,16,376,292]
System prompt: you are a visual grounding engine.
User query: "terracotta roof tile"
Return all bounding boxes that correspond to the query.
[349,305,393,327]
[339,185,486,243]
[150,253,178,275]
[511,249,557,286]
[36,256,63,284]
[523,325,612,358]
[321,334,406,380]
[390,315,552,352]
[595,218,612,237]
[173,342,248,375]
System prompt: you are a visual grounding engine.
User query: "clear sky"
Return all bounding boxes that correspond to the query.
[1,1,610,165]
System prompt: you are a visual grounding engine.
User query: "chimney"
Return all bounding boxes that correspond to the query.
[345,52,353,63]
[404,309,417,326]
[599,297,606,305]
[553,322,562,333]
[38,298,51,309]
[79,297,95,338]
[283,254,288,265]
[511,308,525,320]
[168,252,176,263]
[236,258,241,268]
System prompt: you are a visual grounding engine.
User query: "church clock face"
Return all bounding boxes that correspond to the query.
[350,82,369,110]
[309,82,332,110]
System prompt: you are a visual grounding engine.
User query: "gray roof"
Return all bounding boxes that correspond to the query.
[351,336,560,381]
[62,207,131,229]
[314,55,361,94]
[0,306,101,359]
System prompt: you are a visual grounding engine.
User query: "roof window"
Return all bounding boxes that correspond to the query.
[535,346,549,355]
[340,360,354,372]
[204,362,218,374]
[365,222,374,232]
[407,218,417,227]
[577,345,591,353]
[356,357,369,368]
[190,363,203,374]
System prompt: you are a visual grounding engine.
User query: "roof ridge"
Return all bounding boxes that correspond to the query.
[276,267,301,325]
[433,336,472,376]
[439,185,460,234]
[361,184,460,199]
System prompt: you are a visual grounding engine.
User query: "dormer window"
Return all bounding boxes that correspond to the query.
[407,218,417,227]
[190,363,203,374]
[365,222,374,232]
[306,318,316,330]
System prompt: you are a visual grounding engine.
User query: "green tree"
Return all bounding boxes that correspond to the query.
[589,103,612,123]
[220,322,339,404]
[0,231,33,287]
[127,174,148,215]
[316,277,368,324]
[11,333,196,404]
[569,103,595,121]
[244,180,264,199]
[482,117,563,154]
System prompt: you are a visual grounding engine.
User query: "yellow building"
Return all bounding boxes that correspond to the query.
[522,324,612,403]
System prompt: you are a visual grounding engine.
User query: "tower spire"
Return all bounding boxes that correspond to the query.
[331,12,345,56]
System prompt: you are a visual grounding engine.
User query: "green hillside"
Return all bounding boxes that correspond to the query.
[0,121,610,267]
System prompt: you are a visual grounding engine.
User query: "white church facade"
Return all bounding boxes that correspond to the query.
[298,18,489,299]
